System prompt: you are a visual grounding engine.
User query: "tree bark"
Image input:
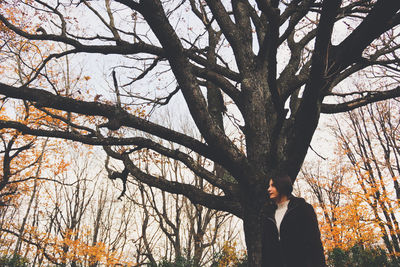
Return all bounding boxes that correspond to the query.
[243,201,266,266]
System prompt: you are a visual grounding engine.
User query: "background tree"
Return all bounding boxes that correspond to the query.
[1,135,242,266]
[300,95,400,263]
[0,11,241,264]
[128,145,240,266]
[334,98,400,260]
[1,1,400,265]
[301,161,380,252]
[38,147,135,266]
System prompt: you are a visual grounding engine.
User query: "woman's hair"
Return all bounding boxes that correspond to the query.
[271,174,293,197]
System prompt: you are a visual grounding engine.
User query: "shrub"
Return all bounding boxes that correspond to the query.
[327,244,399,267]
[150,256,198,267]
[0,254,29,267]
[210,241,247,267]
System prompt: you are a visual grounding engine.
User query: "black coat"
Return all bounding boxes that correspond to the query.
[262,196,326,267]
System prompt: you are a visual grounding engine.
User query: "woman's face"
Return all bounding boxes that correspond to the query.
[268,179,280,200]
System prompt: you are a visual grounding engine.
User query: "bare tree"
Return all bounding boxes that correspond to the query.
[300,160,380,253]
[301,97,400,262]
[27,146,138,266]
[334,99,400,259]
[1,1,400,265]
[129,147,238,266]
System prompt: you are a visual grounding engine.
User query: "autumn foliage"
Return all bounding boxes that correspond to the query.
[301,99,400,264]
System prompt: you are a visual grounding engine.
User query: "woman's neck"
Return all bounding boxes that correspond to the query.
[276,195,289,204]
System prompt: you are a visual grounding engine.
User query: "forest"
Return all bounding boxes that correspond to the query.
[0,0,400,266]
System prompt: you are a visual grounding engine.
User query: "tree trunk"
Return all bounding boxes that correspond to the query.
[243,199,266,267]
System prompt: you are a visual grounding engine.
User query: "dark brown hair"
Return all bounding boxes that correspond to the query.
[271,174,293,197]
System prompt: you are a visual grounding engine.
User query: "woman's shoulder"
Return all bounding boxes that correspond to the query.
[289,196,313,210]
[289,195,305,205]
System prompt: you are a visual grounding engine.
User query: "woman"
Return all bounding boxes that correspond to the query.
[263,174,326,267]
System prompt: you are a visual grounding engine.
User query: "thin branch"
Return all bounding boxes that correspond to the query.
[322,86,400,113]
[104,147,242,217]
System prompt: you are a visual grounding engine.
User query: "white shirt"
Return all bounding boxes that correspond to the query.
[275,199,290,234]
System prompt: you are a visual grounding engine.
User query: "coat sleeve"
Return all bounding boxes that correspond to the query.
[304,204,326,267]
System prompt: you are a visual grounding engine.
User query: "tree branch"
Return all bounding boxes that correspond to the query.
[0,83,213,152]
[204,1,253,71]
[138,0,250,181]
[191,66,241,105]
[0,118,238,196]
[321,86,400,114]
[284,0,342,178]
[0,12,164,55]
[278,0,315,45]
[105,147,243,217]
[333,0,400,71]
